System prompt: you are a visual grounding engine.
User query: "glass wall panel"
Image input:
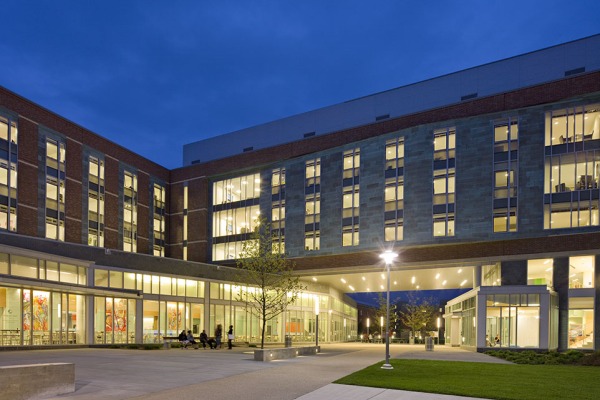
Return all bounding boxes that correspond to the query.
[143,300,160,343]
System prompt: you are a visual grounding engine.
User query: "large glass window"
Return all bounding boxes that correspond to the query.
[544,105,600,229]
[482,263,501,286]
[305,159,321,251]
[0,115,17,232]
[0,287,85,346]
[88,156,105,247]
[45,138,66,241]
[486,294,540,348]
[493,119,518,232]
[527,258,553,287]
[342,148,360,247]
[95,297,135,344]
[271,168,285,253]
[568,297,594,349]
[183,182,188,260]
[433,128,455,237]
[123,171,138,252]
[384,137,404,241]
[153,183,166,256]
[569,255,594,288]
[212,173,261,261]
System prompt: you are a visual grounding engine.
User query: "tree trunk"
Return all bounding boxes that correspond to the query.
[261,302,266,349]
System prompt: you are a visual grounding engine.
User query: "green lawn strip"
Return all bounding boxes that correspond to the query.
[334,359,600,400]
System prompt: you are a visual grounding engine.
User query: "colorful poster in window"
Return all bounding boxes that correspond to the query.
[33,292,49,331]
[105,298,127,332]
[167,303,182,330]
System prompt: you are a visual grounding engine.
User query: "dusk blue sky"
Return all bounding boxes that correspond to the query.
[2,2,599,169]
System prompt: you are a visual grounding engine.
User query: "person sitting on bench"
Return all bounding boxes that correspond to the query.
[199,329,209,349]
[185,330,197,349]
[178,330,189,348]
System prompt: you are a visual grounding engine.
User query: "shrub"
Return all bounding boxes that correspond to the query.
[485,349,591,365]
[579,351,600,366]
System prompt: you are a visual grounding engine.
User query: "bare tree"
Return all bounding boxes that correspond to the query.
[235,218,306,349]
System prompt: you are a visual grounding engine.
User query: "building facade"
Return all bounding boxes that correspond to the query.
[2,35,600,351]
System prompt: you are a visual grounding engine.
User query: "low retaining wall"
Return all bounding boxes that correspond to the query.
[0,363,75,399]
[254,345,320,361]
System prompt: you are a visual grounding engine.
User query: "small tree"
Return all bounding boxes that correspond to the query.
[235,218,306,349]
[398,293,437,341]
[375,293,397,338]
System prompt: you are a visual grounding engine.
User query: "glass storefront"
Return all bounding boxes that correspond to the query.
[486,294,540,348]
[94,297,136,344]
[0,287,86,346]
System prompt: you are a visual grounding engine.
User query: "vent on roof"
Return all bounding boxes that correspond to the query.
[303,131,316,138]
[243,146,254,152]
[565,67,585,76]
[375,114,390,121]
[191,159,201,165]
[461,93,478,101]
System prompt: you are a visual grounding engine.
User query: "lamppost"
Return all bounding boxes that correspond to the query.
[315,295,319,348]
[380,250,397,370]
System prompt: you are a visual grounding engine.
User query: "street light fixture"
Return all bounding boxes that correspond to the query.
[380,250,397,370]
[366,318,370,342]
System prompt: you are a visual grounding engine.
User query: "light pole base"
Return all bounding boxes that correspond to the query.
[381,363,394,370]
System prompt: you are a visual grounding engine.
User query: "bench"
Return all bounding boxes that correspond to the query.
[162,336,219,349]
[162,336,201,349]
[254,345,320,362]
[0,363,75,399]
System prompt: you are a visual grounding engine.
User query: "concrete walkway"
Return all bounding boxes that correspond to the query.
[0,343,509,399]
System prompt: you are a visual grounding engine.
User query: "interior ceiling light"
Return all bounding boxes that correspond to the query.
[458,268,462,273]
[411,276,415,284]
[380,273,385,280]
[349,285,355,291]
[340,278,347,284]
[362,276,366,281]
[312,277,317,282]
[460,280,467,286]
[380,285,384,290]
[442,280,447,285]
[435,273,440,279]
[416,285,420,289]
[393,281,397,285]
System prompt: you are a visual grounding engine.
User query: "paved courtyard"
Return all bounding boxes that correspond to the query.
[0,343,509,399]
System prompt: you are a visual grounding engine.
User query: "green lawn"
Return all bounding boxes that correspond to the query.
[334,359,600,400]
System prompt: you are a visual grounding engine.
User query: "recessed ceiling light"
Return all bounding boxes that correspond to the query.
[381,273,385,280]
[349,285,355,291]
[458,268,462,274]
[340,278,347,284]
[416,285,420,289]
[411,277,415,284]
[380,285,384,290]
[460,280,467,286]
[312,277,317,282]
[442,280,447,285]
[435,273,440,279]
[362,276,366,281]
[393,281,397,285]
